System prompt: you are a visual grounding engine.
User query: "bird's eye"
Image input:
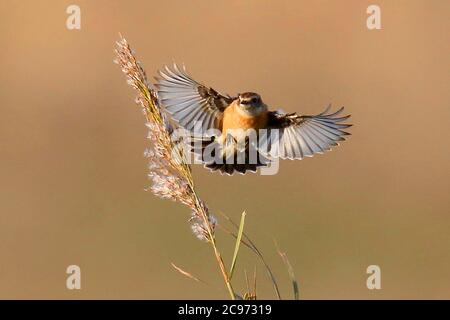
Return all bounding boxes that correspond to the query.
[251,98,258,104]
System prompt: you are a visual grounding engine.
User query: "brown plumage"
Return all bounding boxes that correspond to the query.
[155,64,352,175]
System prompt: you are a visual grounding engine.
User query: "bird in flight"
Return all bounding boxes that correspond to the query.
[155,64,352,175]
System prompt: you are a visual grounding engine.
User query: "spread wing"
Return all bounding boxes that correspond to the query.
[258,105,352,159]
[154,63,235,134]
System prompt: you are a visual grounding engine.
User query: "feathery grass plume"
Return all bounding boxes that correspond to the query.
[114,36,214,240]
[114,35,236,299]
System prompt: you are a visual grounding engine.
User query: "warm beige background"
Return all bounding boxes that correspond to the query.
[0,0,449,299]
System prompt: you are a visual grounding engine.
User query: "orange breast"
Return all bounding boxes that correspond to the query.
[221,104,268,133]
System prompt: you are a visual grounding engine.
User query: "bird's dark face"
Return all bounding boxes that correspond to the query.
[239,92,262,108]
[237,92,266,116]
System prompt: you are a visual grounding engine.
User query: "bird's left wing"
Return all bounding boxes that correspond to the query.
[257,105,352,160]
[155,63,235,134]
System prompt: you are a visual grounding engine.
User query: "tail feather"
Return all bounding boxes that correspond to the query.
[190,136,269,175]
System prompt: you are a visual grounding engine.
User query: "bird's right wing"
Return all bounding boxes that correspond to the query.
[155,64,235,134]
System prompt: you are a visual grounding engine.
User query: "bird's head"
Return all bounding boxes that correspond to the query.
[237,92,267,116]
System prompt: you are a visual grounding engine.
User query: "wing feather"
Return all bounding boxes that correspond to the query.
[259,105,352,160]
[155,63,235,135]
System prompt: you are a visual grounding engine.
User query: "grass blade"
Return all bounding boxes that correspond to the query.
[170,262,208,285]
[275,242,299,300]
[229,211,246,280]
[219,211,282,300]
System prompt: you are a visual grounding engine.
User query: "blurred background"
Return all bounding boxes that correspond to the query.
[0,0,449,299]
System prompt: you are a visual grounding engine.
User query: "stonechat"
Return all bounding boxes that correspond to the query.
[155,64,352,175]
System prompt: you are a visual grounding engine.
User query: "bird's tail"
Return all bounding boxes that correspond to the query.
[190,135,269,175]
